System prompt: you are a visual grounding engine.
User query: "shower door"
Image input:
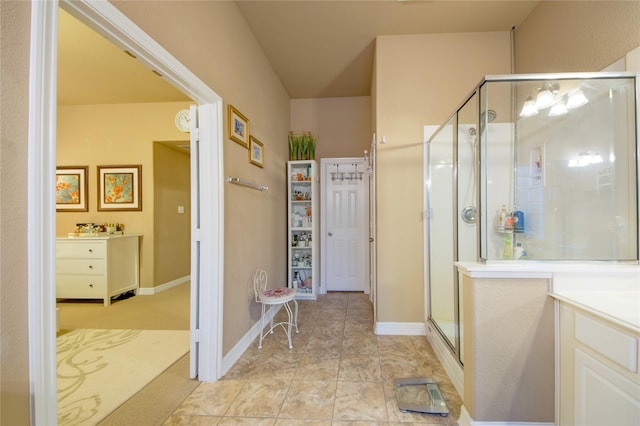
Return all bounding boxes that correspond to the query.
[427,117,456,351]
[455,95,480,364]
[427,94,478,364]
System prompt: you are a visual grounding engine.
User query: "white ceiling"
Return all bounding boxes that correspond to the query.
[57,1,539,104]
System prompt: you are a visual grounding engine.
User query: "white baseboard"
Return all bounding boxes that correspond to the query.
[459,405,554,426]
[375,322,426,335]
[137,275,190,295]
[425,321,464,398]
[221,305,280,376]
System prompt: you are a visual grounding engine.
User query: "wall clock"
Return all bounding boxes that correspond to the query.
[175,109,191,133]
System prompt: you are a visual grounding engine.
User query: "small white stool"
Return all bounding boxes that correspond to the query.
[253,269,299,349]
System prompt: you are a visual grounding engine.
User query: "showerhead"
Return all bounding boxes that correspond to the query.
[483,110,497,123]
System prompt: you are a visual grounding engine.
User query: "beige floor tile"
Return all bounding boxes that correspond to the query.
[276,420,332,426]
[312,319,346,335]
[166,292,463,425]
[232,352,301,380]
[306,334,343,353]
[333,381,387,422]
[172,380,246,416]
[338,354,382,382]
[217,417,276,425]
[294,352,341,381]
[163,415,222,425]
[226,379,290,417]
[279,380,337,419]
[341,334,378,354]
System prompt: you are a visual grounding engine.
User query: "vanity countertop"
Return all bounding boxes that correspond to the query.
[550,269,640,333]
[455,261,640,333]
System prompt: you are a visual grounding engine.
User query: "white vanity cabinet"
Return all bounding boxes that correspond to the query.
[56,235,140,306]
[557,302,640,425]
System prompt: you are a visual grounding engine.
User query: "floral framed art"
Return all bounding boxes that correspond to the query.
[97,165,142,211]
[56,166,89,212]
[249,136,264,168]
[228,104,250,147]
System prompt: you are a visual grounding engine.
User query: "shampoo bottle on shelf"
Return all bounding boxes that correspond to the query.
[502,237,512,259]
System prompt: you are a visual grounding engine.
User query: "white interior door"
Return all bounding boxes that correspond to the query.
[321,158,369,292]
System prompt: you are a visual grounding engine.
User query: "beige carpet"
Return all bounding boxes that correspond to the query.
[57,328,190,426]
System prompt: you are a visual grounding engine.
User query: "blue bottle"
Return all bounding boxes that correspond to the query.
[514,209,524,233]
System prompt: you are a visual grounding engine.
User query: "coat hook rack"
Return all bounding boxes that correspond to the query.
[226,176,269,192]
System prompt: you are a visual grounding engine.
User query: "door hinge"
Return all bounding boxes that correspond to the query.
[193,127,200,142]
[193,228,201,242]
[191,329,200,343]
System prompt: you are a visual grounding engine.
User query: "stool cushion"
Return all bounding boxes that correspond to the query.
[259,287,296,303]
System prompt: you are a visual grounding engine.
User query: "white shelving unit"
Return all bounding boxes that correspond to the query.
[287,160,318,300]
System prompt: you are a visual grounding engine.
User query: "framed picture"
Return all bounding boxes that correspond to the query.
[228,104,250,147]
[249,136,264,168]
[56,166,89,212]
[97,165,142,211]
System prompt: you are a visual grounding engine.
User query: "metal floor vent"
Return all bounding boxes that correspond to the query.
[394,378,449,416]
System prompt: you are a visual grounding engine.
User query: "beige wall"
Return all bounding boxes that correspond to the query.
[111,1,291,354]
[290,97,371,159]
[57,102,192,289]
[0,1,32,424]
[463,276,555,422]
[515,1,640,73]
[153,143,190,285]
[374,32,512,323]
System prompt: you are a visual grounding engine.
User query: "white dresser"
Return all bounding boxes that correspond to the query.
[56,234,141,306]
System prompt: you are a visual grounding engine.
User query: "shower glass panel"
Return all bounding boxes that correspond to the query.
[456,94,479,364]
[427,72,638,368]
[479,75,638,261]
[427,116,455,351]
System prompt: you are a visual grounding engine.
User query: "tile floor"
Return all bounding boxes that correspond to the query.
[163,292,462,425]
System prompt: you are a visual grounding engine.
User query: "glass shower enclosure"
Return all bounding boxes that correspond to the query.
[426,72,639,364]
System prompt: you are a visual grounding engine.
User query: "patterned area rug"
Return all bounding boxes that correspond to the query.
[57,329,189,426]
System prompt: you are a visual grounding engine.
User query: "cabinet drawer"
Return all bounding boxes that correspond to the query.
[575,312,638,373]
[56,259,106,275]
[56,274,106,298]
[56,241,106,259]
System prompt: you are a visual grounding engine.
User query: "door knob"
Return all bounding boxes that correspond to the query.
[328,232,333,236]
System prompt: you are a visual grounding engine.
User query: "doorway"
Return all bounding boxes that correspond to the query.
[29,1,224,423]
[320,158,370,293]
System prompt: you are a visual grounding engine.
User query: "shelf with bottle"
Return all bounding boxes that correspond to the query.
[291,270,313,293]
[495,205,525,234]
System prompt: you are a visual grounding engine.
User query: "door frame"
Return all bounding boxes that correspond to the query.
[320,157,370,294]
[28,1,224,423]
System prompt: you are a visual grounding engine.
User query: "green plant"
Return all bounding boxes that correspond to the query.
[300,133,309,160]
[306,132,316,160]
[288,132,299,160]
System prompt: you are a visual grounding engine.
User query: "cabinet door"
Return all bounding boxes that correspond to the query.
[574,348,640,425]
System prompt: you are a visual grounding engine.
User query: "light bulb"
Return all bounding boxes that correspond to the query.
[567,89,588,109]
[548,102,568,117]
[520,96,538,117]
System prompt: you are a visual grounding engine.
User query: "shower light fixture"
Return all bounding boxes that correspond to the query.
[568,151,603,167]
[520,95,538,117]
[535,83,559,109]
[567,89,589,109]
[548,101,568,117]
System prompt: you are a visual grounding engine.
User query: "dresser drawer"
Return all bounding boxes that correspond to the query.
[56,259,106,275]
[56,274,106,298]
[56,241,106,259]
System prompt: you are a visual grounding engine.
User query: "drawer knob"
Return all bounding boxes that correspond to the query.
[88,249,93,253]
[89,284,93,288]
[89,265,93,269]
